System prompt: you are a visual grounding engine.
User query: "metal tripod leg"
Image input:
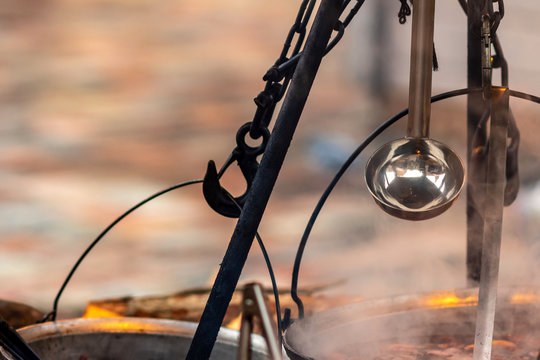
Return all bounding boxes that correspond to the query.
[238,283,281,360]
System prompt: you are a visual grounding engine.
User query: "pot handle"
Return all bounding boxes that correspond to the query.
[40,179,203,323]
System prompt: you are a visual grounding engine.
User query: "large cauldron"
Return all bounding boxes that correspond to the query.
[284,287,540,359]
[17,317,268,359]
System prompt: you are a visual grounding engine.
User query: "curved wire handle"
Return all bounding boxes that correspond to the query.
[41,177,285,338]
[41,179,203,322]
[41,88,540,323]
[287,87,540,320]
[224,192,283,347]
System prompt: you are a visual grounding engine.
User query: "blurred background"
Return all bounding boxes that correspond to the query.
[0,0,539,318]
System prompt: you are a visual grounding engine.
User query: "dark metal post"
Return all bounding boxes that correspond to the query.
[466,0,488,285]
[472,88,509,360]
[186,0,344,358]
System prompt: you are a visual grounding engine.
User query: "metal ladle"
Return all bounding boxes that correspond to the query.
[365,0,464,221]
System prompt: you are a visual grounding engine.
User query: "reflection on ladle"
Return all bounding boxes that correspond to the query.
[365,0,464,220]
[383,152,447,209]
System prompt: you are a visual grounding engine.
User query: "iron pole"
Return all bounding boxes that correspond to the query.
[466,0,488,285]
[186,0,344,358]
[472,88,509,360]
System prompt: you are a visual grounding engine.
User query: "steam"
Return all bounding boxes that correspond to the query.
[285,180,540,359]
[286,289,540,359]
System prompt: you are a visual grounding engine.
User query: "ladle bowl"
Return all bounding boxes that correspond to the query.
[365,137,464,220]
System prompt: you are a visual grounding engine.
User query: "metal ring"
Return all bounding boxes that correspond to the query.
[236,122,270,156]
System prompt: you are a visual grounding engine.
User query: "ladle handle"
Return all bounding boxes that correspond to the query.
[407,0,436,139]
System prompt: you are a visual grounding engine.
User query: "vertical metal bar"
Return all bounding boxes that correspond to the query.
[472,88,509,360]
[238,315,253,360]
[466,0,488,285]
[186,0,344,358]
[238,284,282,360]
[407,0,435,139]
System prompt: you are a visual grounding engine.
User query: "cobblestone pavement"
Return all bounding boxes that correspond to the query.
[0,0,540,320]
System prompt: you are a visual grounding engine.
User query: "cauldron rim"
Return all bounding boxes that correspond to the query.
[283,287,540,360]
[18,317,268,354]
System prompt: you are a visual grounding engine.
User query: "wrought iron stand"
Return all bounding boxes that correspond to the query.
[187,0,518,357]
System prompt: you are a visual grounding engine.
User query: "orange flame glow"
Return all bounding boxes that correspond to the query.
[510,292,540,304]
[423,291,540,309]
[83,304,122,319]
[226,314,243,331]
[423,293,477,308]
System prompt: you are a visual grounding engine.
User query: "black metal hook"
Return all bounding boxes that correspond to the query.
[203,123,270,218]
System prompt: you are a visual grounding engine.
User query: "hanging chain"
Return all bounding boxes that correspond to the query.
[481,0,506,97]
[398,0,411,24]
[488,0,505,35]
[204,0,367,217]
[249,0,316,140]
[398,0,504,29]
[250,0,366,142]
[487,0,506,85]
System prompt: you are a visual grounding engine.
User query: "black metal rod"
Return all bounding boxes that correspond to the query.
[466,0,488,285]
[0,316,42,360]
[185,0,343,358]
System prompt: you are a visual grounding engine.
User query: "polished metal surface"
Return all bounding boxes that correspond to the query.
[17,318,268,360]
[407,0,436,139]
[365,0,465,220]
[365,138,464,220]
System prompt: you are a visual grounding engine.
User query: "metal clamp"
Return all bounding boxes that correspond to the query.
[481,15,492,100]
[238,283,282,360]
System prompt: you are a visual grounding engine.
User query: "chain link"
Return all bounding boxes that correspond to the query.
[247,0,366,144]
[485,0,506,87]
[398,0,411,24]
[488,0,504,35]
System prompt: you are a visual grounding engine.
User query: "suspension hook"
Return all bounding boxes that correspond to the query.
[203,122,270,218]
